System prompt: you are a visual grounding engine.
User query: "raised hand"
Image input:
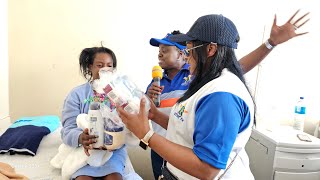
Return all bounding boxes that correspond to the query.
[269,9,310,46]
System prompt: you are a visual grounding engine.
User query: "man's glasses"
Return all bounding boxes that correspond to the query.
[182,43,214,57]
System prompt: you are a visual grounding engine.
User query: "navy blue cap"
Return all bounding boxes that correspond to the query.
[150,33,186,50]
[169,14,239,49]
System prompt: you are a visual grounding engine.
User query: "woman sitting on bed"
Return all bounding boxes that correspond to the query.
[61,46,125,180]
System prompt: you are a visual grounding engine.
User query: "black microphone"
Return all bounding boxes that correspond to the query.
[152,65,163,107]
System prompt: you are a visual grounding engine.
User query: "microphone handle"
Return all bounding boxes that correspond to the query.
[153,77,161,107]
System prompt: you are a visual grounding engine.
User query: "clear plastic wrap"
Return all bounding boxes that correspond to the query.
[87,67,149,150]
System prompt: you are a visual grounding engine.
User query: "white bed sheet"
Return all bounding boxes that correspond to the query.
[0,127,62,180]
[0,126,141,180]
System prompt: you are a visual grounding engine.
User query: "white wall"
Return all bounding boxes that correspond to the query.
[252,1,320,135]
[8,0,269,121]
[0,0,9,121]
[8,0,320,129]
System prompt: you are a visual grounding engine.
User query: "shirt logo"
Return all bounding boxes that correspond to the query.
[181,75,193,86]
[174,103,188,122]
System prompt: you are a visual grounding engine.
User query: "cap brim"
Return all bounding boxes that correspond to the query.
[168,34,195,43]
[150,38,176,47]
[149,37,186,50]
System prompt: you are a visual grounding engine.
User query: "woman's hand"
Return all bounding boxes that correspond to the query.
[117,98,151,139]
[146,95,159,120]
[147,82,164,100]
[269,9,310,46]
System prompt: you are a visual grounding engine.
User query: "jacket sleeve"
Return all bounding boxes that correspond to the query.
[60,91,83,147]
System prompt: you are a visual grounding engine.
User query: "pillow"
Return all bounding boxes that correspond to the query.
[0,116,60,156]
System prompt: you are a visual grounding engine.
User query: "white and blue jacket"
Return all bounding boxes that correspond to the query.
[166,69,255,180]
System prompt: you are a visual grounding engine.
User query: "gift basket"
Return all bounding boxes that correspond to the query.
[85,67,150,150]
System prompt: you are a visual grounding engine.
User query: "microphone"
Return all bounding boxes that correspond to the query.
[152,65,163,107]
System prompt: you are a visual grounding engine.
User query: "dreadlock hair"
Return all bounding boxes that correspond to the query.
[79,47,117,80]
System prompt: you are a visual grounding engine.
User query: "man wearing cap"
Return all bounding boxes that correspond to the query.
[146,10,309,180]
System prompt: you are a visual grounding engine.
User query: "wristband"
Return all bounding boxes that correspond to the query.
[139,129,155,150]
[264,39,275,50]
